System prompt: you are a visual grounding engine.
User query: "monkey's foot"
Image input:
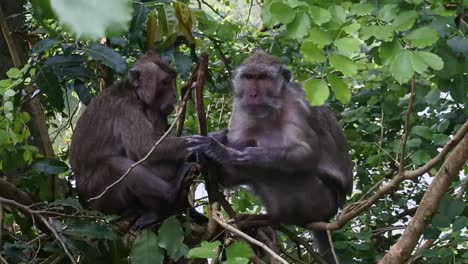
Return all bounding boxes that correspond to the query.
[131,212,160,230]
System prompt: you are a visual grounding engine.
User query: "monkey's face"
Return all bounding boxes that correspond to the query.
[129,58,177,115]
[233,64,285,118]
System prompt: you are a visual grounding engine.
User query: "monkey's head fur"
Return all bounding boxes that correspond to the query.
[128,51,178,115]
[233,49,292,118]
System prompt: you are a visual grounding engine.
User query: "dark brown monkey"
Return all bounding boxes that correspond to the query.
[70,51,192,229]
[187,50,353,263]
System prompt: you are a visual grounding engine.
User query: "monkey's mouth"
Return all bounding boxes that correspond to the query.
[244,104,271,118]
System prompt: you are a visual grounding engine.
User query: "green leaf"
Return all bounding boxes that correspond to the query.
[378,4,399,22]
[328,5,346,25]
[453,216,468,231]
[407,138,422,148]
[343,22,361,34]
[329,54,358,77]
[334,37,361,53]
[404,27,439,48]
[65,219,118,240]
[432,134,449,146]
[411,150,431,165]
[432,214,450,228]
[82,43,127,74]
[128,3,148,44]
[131,230,164,264]
[301,41,326,63]
[0,79,13,88]
[392,11,417,31]
[303,79,329,106]
[350,3,375,16]
[379,38,403,65]
[309,6,331,25]
[226,242,252,260]
[3,89,16,100]
[439,198,464,220]
[269,1,295,24]
[31,38,60,54]
[447,36,468,56]
[412,125,433,140]
[410,51,428,74]
[50,0,132,39]
[6,68,22,79]
[390,50,414,84]
[158,218,189,261]
[360,25,394,42]
[32,159,69,175]
[416,51,444,71]
[188,241,221,259]
[223,258,249,264]
[307,28,333,47]
[286,11,311,39]
[327,74,351,104]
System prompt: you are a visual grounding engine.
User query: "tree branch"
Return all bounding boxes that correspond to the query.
[379,132,468,263]
[307,120,468,231]
[0,197,77,264]
[398,75,416,172]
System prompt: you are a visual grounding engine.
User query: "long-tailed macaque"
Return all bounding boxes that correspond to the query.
[70,51,193,229]
[187,50,353,263]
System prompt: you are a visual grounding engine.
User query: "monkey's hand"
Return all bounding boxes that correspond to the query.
[208,129,228,144]
[230,147,270,166]
[185,135,228,164]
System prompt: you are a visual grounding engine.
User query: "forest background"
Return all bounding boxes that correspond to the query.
[0,0,467,263]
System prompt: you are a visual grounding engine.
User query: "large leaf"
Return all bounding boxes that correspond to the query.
[379,38,403,65]
[404,27,439,48]
[416,51,444,71]
[334,37,361,53]
[303,79,329,106]
[286,11,310,39]
[32,159,68,174]
[269,1,295,24]
[350,3,375,16]
[412,125,433,140]
[31,38,60,54]
[309,6,331,25]
[392,11,417,31]
[410,51,429,74]
[327,74,351,104]
[307,28,333,47]
[158,218,189,261]
[50,0,132,39]
[301,41,326,63]
[128,3,148,45]
[226,242,252,260]
[390,50,414,84]
[329,54,358,76]
[82,43,127,74]
[130,230,164,264]
[188,241,221,259]
[64,219,118,240]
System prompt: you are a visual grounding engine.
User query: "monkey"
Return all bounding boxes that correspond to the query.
[186,50,353,263]
[70,51,194,230]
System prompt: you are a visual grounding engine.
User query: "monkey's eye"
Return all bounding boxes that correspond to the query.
[257,73,268,80]
[243,73,253,79]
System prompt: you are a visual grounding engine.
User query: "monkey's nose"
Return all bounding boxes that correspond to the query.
[250,91,257,98]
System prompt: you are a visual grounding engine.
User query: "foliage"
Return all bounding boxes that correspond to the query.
[0,0,467,263]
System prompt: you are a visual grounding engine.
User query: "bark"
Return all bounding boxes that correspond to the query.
[379,133,468,263]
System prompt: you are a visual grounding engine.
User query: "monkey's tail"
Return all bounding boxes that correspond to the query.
[314,230,337,264]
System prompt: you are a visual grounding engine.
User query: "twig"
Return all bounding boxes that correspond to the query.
[177,61,201,136]
[0,197,77,264]
[306,120,468,232]
[327,230,340,264]
[0,254,7,264]
[212,209,289,264]
[200,0,225,18]
[398,75,416,172]
[278,226,325,263]
[88,81,193,202]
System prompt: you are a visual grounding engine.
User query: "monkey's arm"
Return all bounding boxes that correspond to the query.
[117,110,187,162]
[186,135,316,171]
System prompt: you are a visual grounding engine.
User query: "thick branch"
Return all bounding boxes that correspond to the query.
[379,132,468,263]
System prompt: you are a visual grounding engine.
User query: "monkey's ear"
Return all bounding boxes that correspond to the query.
[282,67,292,83]
[128,68,141,88]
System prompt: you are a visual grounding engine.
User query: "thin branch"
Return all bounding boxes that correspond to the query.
[278,226,326,264]
[0,197,77,264]
[0,254,7,264]
[88,82,192,202]
[212,209,289,264]
[200,0,225,18]
[398,75,416,172]
[327,230,340,264]
[379,132,468,263]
